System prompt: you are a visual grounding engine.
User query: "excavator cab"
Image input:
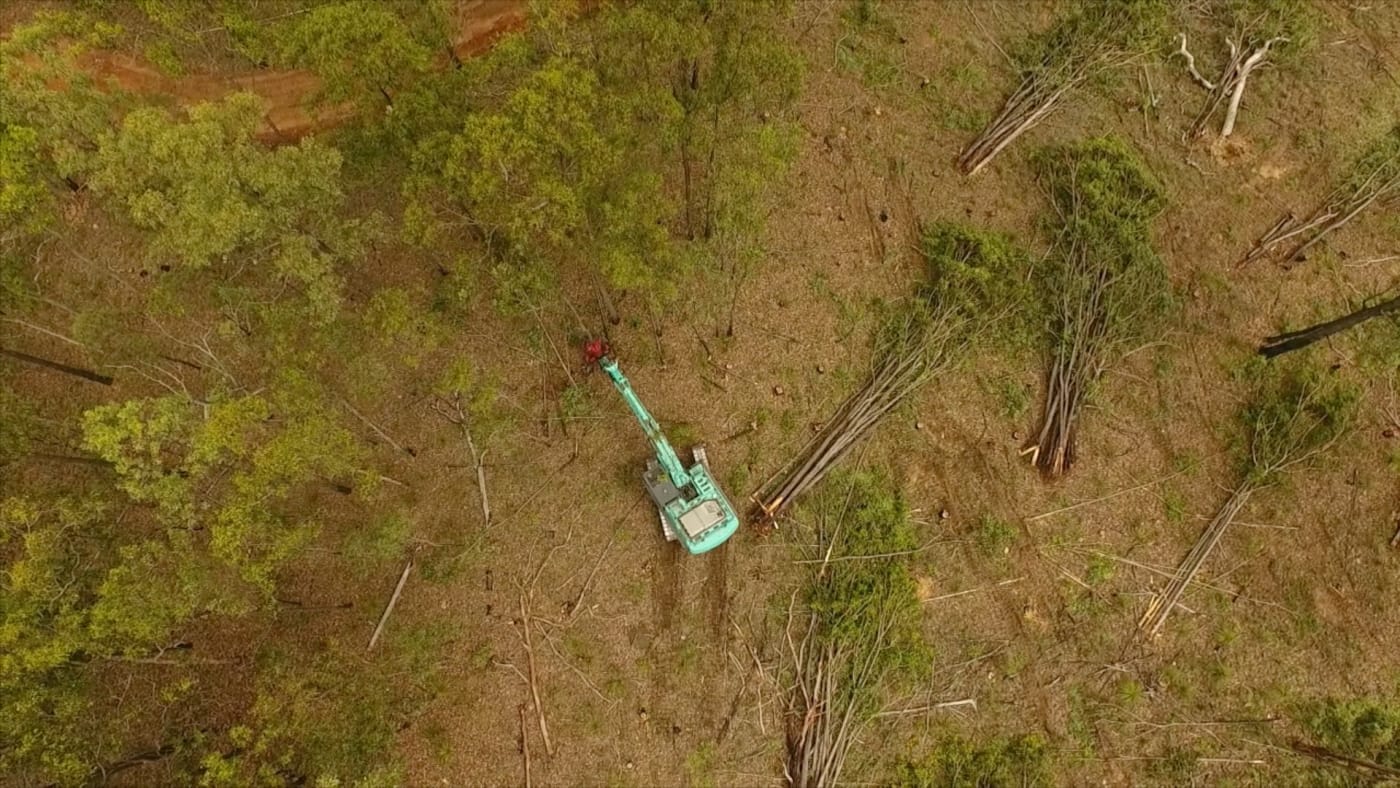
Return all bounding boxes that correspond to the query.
[641,448,734,552]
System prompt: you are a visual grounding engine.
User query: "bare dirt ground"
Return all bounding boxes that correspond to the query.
[383,2,1400,785]
[13,0,1400,785]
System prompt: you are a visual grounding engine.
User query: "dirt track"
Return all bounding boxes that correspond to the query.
[74,0,527,142]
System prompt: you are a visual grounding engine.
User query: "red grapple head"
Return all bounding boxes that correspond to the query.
[582,338,611,366]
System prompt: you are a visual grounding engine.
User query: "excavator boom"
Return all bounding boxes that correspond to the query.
[599,358,689,488]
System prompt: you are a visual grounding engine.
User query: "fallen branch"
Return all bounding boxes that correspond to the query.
[1141,364,1353,637]
[926,577,1025,603]
[519,703,533,788]
[466,430,490,526]
[518,591,555,756]
[722,421,759,443]
[960,2,1163,175]
[960,76,1077,176]
[1139,485,1251,636]
[785,475,925,788]
[535,626,617,705]
[753,304,949,524]
[1174,33,1215,90]
[566,533,614,624]
[1,317,84,348]
[733,617,778,737]
[1074,547,1291,616]
[87,742,181,784]
[1029,138,1169,476]
[432,396,493,527]
[493,448,579,529]
[1289,740,1400,780]
[1028,469,1185,521]
[790,538,942,564]
[1196,757,1265,766]
[341,396,414,457]
[511,528,572,759]
[757,224,1029,521]
[367,558,414,651]
[715,659,755,745]
[874,698,978,718]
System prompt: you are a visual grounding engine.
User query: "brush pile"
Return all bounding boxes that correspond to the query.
[1027,137,1170,477]
[1245,125,1400,264]
[785,472,927,788]
[753,224,1028,524]
[1140,361,1355,636]
[959,0,1167,176]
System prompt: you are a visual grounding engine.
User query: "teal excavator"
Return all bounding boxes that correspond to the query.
[585,340,739,554]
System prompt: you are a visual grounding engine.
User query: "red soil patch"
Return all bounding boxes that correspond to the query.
[75,0,526,143]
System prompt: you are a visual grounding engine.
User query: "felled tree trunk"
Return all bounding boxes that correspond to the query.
[1259,293,1400,358]
[0,348,113,385]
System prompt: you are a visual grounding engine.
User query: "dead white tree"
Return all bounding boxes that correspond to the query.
[1176,31,1288,140]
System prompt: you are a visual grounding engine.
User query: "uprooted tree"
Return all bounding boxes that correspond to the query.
[785,470,930,788]
[754,222,1031,523]
[1244,123,1400,265]
[958,0,1167,175]
[1139,359,1355,636]
[1025,136,1172,477]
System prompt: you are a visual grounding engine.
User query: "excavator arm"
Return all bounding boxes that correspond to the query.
[599,357,690,489]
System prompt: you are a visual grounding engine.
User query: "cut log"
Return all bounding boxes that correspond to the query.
[1259,293,1400,358]
[0,348,113,385]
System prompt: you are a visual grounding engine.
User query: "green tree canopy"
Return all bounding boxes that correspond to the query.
[0,11,121,180]
[278,1,433,108]
[80,388,367,591]
[412,55,676,307]
[1,379,372,781]
[404,0,800,320]
[90,93,368,321]
[0,124,50,244]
